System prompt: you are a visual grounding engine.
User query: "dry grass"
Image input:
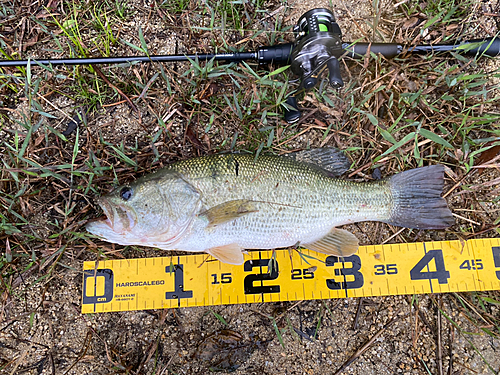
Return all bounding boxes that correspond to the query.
[0,0,499,374]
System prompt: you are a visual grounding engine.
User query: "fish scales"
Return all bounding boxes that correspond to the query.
[165,154,392,250]
[86,148,453,264]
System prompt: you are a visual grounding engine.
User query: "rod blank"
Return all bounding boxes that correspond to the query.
[1,38,499,68]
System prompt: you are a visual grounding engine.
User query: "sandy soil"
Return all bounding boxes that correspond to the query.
[1,0,499,374]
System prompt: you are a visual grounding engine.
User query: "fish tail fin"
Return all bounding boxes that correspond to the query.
[384,165,454,229]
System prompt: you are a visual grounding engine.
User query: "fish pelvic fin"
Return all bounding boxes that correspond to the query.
[207,244,244,265]
[385,165,454,229]
[303,228,359,257]
[200,199,258,229]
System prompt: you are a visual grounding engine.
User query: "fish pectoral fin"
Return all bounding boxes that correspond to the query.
[303,228,359,257]
[207,244,244,265]
[200,199,258,228]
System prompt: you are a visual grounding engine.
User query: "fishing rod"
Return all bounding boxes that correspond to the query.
[2,8,500,123]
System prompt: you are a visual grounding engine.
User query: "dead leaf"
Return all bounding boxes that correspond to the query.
[185,123,205,152]
[402,17,421,29]
[475,142,500,174]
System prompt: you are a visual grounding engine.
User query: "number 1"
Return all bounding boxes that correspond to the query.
[165,265,193,299]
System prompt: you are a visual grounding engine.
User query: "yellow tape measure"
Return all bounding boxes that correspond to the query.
[81,238,500,313]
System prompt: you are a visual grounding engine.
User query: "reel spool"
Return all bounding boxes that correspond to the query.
[291,8,344,90]
[285,8,344,123]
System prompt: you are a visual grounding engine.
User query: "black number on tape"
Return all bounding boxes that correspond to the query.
[82,269,114,304]
[374,264,398,275]
[459,259,483,271]
[493,247,500,281]
[291,268,315,280]
[410,250,450,284]
[326,255,364,290]
[165,265,193,299]
[244,259,280,294]
[211,273,232,285]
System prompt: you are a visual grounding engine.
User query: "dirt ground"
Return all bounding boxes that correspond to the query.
[1,0,500,374]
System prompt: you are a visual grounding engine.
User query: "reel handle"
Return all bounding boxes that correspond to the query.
[327,57,343,88]
[283,96,302,124]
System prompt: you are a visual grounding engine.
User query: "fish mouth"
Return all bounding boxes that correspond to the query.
[86,197,137,236]
[96,197,114,229]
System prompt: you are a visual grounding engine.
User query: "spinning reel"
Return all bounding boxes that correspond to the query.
[2,8,500,123]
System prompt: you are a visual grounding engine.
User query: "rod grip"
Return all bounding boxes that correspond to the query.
[343,43,401,59]
[257,43,293,63]
[462,37,500,57]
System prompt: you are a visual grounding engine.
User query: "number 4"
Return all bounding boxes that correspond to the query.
[410,250,450,284]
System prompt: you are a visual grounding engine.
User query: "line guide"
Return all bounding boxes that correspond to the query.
[82,238,500,313]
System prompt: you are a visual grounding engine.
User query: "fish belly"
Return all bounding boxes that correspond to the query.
[174,173,393,252]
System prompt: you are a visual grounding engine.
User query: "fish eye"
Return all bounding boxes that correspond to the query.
[120,187,133,201]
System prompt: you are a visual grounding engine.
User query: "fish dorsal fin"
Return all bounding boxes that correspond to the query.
[200,199,258,228]
[285,147,351,177]
[207,244,244,265]
[303,228,359,257]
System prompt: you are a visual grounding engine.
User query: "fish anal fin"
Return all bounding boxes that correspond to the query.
[207,243,244,265]
[303,228,359,257]
[200,199,258,228]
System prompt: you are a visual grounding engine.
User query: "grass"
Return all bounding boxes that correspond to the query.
[0,0,499,373]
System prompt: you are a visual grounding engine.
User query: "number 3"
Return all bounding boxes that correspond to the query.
[325,255,364,290]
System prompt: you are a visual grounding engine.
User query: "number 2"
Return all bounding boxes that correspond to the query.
[244,259,280,294]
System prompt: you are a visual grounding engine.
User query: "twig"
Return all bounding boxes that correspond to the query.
[465,224,500,239]
[443,170,473,198]
[352,298,364,330]
[333,310,405,375]
[36,93,75,122]
[49,351,56,375]
[455,293,497,327]
[9,348,28,375]
[437,295,443,375]
[276,124,316,147]
[393,0,411,8]
[62,331,93,375]
[447,320,454,375]
[381,227,405,244]
[452,212,481,226]
[91,64,139,114]
[70,35,140,115]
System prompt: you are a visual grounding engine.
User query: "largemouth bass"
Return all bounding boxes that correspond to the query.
[86,148,454,264]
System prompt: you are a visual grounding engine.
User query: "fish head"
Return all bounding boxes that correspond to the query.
[86,171,202,247]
